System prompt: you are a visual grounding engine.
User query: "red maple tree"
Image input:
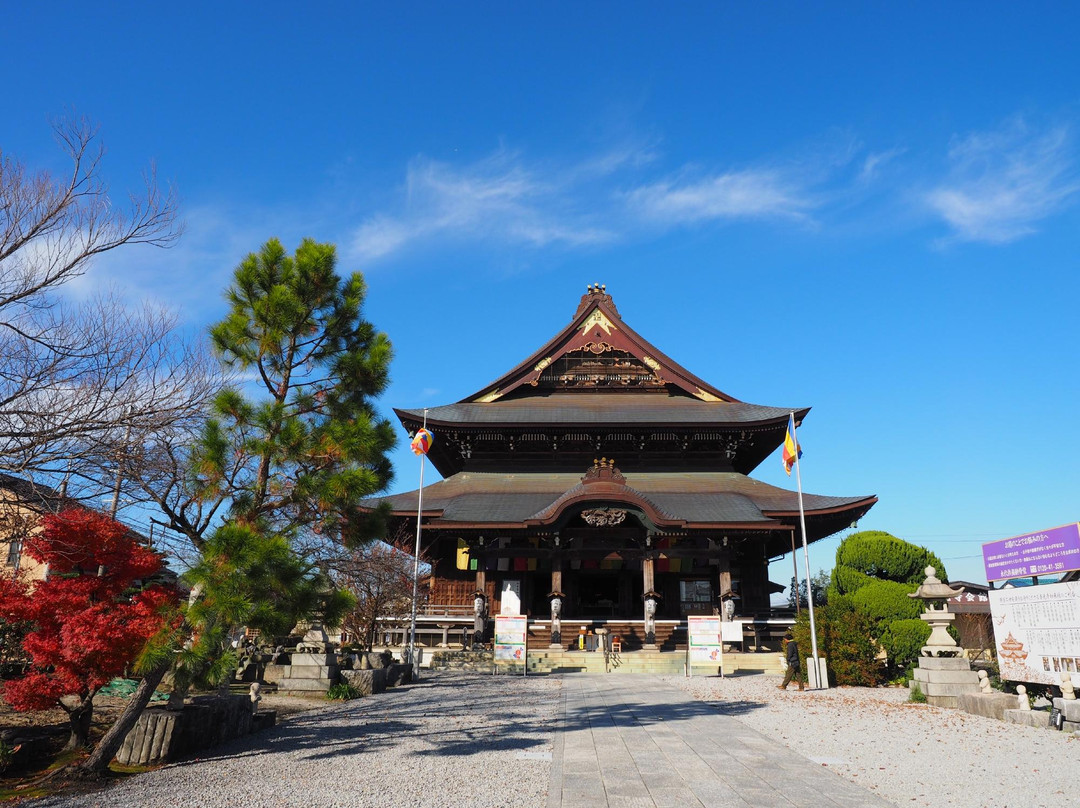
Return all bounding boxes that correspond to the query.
[0,509,177,750]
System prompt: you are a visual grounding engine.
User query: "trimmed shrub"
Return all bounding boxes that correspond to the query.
[793,595,883,687]
[879,618,931,675]
[834,531,945,588]
[851,580,923,632]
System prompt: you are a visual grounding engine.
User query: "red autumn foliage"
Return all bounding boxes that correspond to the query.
[0,509,177,715]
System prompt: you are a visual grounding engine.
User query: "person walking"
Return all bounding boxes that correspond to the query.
[778,631,805,691]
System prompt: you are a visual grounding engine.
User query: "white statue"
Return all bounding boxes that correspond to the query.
[722,596,735,622]
[1062,672,1076,700]
[644,596,657,641]
[249,682,262,715]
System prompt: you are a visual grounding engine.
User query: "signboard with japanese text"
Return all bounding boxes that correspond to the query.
[687,615,724,664]
[494,615,527,664]
[982,523,1080,581]
[988,581,1080,687]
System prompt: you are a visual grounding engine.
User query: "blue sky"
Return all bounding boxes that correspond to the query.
[4,3,1079,588]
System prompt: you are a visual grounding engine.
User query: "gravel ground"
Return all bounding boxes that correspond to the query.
[22,670,1080,808]
[29,672,561,808]
[671,673,1080,808]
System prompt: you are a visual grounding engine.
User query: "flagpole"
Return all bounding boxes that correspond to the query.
[790,411,821,686]
[407,409,428,678]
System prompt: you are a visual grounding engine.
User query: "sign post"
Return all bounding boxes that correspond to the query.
[494,615,528,677]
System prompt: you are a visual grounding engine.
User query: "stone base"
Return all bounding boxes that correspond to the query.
[910,656,980,709]
[958,692,1021,721]
[1053,697,1080,723]
[116,695,274,766]
[1004,708,1053,729]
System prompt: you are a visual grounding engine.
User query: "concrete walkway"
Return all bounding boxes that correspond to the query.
[549,675,895,808]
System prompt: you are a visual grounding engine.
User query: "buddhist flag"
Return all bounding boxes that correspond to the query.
[782,413,802,475]
[410,428,434,456]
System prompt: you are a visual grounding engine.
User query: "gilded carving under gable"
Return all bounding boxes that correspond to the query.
[579,309,616,336]
[473,389,502,403]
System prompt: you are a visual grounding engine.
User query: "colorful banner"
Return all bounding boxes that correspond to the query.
[988,581,1080,687]
[982,523,1080,581]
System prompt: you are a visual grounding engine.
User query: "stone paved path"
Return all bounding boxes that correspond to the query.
[549,675,896,808]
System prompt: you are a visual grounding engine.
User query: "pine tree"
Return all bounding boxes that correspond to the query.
[79,238,394,775]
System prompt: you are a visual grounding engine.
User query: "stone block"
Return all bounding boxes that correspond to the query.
[915,656,975,671]
[340,668,386,695]
[262,663,287,682]
[1004,709,1054,729]
[958,692,1022,721]
[385,663,413,688]
[291,652,336,667]
[911,668,981,685]
[282,664,337,680]
[1052,697,1080,723]
[919,681,981,697]
[275,677,332,692]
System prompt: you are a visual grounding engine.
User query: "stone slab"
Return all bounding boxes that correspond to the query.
[911,668,981,685]
[291,652,336,667]
[1052,697,1080,723]
[1004,709,1053,729]
[915,656,975,671]
[283,664,336,679]
[274,677,333,692]
[918,681,982,697]
[959,692,1023,720]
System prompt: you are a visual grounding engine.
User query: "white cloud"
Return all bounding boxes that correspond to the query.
[348,151,617,263]
[625,167,816,225]
[858,147,906,183]
[926,120,1079,243]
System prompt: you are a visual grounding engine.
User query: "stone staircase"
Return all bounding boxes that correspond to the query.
[525,649,786,676]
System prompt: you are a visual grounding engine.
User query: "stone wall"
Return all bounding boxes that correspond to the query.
[116,694,274,767]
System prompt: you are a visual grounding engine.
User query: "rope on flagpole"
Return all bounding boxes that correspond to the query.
[790,411,822,686]
[407,409,428,679]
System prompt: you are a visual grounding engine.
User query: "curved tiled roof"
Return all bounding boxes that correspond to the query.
[370,470,875,534]
[397,394,801,427]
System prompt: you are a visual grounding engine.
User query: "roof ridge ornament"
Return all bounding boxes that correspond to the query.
[583,457,626,485]
[574,282,619,319]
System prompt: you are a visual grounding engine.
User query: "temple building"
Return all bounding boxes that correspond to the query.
[374,285,876,650]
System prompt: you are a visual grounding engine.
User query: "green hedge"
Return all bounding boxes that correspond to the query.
[850,579,923,632]
[793,595,883,687]
[878,618,931,674]
[834,531,946,588]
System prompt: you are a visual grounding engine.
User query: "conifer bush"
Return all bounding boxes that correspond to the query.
[793,595,883,687]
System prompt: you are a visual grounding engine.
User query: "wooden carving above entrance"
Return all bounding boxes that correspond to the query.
[580,507,628,526]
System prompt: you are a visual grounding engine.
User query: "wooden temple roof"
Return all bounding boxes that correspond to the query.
[397,394,801,427]
[370,469,876,542]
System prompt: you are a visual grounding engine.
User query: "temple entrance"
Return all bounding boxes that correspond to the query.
[569,570,643,618]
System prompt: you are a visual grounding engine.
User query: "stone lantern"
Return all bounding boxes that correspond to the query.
[907,566,980,708]
[907,566,965,656]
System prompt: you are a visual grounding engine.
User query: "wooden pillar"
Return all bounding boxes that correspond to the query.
[551,560,563,597]
[475,568,486,597]
[642,554,655,595]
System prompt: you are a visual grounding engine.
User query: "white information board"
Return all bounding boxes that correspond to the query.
[989,580,1080,687]
[494,615,528,674]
